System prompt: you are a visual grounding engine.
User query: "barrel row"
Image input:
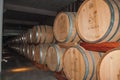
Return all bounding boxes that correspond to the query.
[54,0,120,43]
[11,43,120,80]
[53,0,120,43]
[7,25,55,44]
[63,45,120,80]
[7,0,120,44]
[47,45,120,80]
[7,12,81,44]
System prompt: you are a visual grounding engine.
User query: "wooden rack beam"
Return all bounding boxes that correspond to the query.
[80,42,120,52]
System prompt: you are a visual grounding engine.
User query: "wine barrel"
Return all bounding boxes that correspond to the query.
[53,12,80,43]
[34,44,49,64]
[32,25,54,44]
[28,45,35,60]
[18,45,25,55]
[97,47,120,80]
[12,45,20,53]
[46,45,66,72]
[21,34,27,43]
[76,0,120,43]
[26,45,30,58]
[63,45,104,80]
[22,44,27,56]
[19,45,23,54]
[14,46,19,52]
[26,29,32,43]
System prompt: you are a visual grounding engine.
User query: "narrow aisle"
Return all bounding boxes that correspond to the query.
[1,47,56,80]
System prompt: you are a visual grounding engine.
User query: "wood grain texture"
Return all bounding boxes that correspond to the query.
[76,0,120,43]
[46,45,66,72]
[63,45,104,80]
[26,29,33,43]
[45,25,54,43]
[54,12,80,43]
[97,47,120,80]
[32,25,40,44]
[28,45,35,61]
[34,44,49,64]
[31,25,54,44]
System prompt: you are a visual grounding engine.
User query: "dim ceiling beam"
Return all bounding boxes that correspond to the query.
[4,19,39,25]
[3,29,24,33]
[3,29,24,36]
[3,33,20,36]
[4,3,57,16]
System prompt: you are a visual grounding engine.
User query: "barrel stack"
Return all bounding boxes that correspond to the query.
[74,0,120,80]
[7,0,120,80]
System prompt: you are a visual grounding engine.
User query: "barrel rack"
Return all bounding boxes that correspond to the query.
[31,42,120,80]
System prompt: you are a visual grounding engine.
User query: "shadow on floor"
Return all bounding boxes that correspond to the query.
[1,47,56,80]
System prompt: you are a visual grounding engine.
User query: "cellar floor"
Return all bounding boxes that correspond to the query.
[1,47,56,80]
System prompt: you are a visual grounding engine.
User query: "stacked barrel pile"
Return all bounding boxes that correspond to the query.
[7,35,26,54]
[8,25,55,61]
[8,0,120,80]
[64,0,120,80]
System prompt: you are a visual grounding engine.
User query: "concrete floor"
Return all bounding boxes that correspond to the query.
[1,48,57,80]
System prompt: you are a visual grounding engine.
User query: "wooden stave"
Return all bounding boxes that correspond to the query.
[67,12,80,43]
[46,44,65,72]
[32,25,54,44]
[44,25,54,43]
[19,45,23,54]
[28,45,35,60]
[63,45,103,80]
[20,33,27,44]
[22,44,27,56]
[39,25,46,43]
[33,25,45,44]
[53,12,80,43]
[34,44,49,64]
[34,45,40,63]
[115,0,120,41]
[26,45,30,59]
[26,29,33,43]
[97,47,120,80]
[32,25,40,44]
[103,0,120,42]
[76,0,120,43]
[20,45,25,55]
[32,45,36,61]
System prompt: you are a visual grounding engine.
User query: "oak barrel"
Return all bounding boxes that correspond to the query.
[63,45,103,80]
[21,33,27,43]
[19,34,26,43]
[32,25,54,44]
[53,12,80,43]
[28,45,35,60]
[46,44,66,72]
[34,44,49,64]
[19,45,25,55]
[76,0,120,43]
[24,45,29,58]
[22,44,27,56]
[26,29,33,43]
[19,45,23,54]
[97,47,120,80]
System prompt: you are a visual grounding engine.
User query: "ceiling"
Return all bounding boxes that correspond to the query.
[3,0,83,38]
[5,0,76,11]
